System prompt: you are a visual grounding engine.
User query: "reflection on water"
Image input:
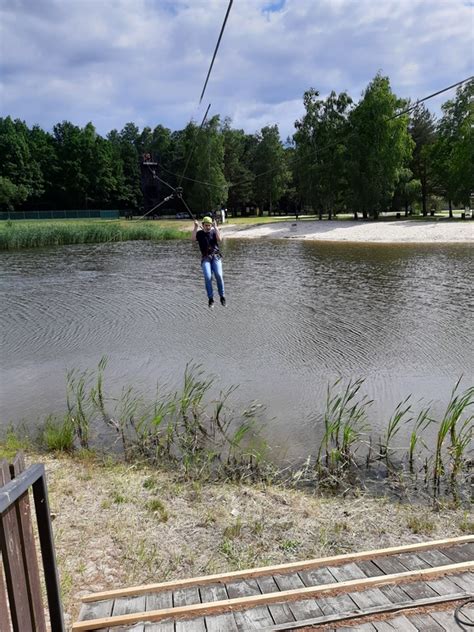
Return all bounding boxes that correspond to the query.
[1,239,472,461]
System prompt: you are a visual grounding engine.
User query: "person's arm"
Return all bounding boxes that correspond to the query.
[192,219,200,241]
[213,219,222,243]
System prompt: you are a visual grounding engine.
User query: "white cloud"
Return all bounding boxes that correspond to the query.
[0,0,472,139]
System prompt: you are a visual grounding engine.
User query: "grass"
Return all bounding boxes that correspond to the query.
[0,218,188,249]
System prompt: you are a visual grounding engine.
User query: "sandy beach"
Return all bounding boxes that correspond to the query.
[222,219,473,243]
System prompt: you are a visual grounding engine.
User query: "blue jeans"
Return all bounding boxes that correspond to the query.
[201,256,225,299]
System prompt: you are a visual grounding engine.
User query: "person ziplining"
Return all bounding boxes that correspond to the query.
[192,216,226,308]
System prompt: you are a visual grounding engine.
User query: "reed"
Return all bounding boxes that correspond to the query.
[58,359,270,481]
[20,361,472,501]
[430,380,474,499]
[316,378,372,477]
[379,396,412,466]
[0,220,186,250]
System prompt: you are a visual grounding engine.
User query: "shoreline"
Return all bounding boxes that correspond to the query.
[221,219,473,243]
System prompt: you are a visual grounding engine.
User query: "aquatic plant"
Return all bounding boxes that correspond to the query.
[432,379,473,498]
[0,220,186,250]
[379,396,412,466]
[316,378,372,476]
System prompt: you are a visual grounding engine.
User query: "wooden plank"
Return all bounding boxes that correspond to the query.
[394,553,431,571]
[429,610,459,630]
[314,593,359,616]
[336,624,376,631]
[373,616,418,631]
[449,571,474,592]
[0,555,12,632]
[378,584,412,604]
[357,559,386,577]
[328,563,392,610]
[398,580,437,601]
[426,574,468,597]
[372,557,409,575]
[10,453,47,632]
[298,566,336,586]
[78,599,114,621]
[199,583,227,602]
[71,562,474,631]
[273,572,323,621]
[108,624,144,632]
[173,587,205,632]
[226,577,274,629]
[80,535,474,602]
[112,595,147,616]
[200,584,239,632]
[416,548,456,568]
[143,621,175,632]
[257,593,467,631]
[0,460,33,632]
[144,592,174,632]
[257,575,295,625]
[406,613,445,631]
[204,612,239,632]
[441,542,474,564]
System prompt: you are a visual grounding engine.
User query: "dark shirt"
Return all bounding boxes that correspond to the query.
[196,229,221,259]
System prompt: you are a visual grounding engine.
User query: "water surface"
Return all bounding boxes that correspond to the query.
[1,239,472,460]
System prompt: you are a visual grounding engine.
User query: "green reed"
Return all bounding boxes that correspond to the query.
[316,378,372,476]
[432,379,473,498]
[60,359,269,481]
[22,360,472,500]
[0,220,186,250]
[379,396,412,466]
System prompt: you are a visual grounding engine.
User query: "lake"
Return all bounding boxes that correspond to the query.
[1,239,472,461]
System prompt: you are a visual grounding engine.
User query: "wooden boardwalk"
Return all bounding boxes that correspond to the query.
[74,536,474,631]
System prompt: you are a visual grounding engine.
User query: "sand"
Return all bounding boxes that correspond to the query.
[221,219,473,243]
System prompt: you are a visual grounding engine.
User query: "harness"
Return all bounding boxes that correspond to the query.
[197,229,222,261]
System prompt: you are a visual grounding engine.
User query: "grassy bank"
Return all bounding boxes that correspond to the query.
[0,219,188,249]
[1,449,471,628]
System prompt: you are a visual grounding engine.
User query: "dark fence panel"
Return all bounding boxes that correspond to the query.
[0,210,120,220]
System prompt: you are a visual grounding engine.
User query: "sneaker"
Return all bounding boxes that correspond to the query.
[208,297,214,308]
[220,296,226,307]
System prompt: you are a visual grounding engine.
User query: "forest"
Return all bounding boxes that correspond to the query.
[0,74,472,219]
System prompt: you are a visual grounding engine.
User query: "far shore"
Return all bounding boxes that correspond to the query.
[221,219,473,244]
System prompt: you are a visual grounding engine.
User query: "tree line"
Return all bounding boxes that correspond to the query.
[0,73,472,218]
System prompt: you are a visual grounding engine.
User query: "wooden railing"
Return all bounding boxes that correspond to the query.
[0,453,65,632]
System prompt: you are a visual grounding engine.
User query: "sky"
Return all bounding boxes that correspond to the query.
[0,0,472,140]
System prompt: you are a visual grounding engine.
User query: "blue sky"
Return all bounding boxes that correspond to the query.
[0,0,472,139]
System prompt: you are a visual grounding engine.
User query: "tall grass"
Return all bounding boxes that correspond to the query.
[316,378,372,477]
[0,220,187,250]
[61,358,269,481]
[10,360,470,500]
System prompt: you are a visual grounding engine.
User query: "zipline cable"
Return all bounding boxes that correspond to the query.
[199,0,233,105]
[138,0,234,221]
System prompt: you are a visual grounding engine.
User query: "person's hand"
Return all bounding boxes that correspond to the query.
[212,220,217,228]
[194,220,199,228]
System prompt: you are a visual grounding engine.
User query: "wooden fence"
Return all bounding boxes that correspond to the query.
[0,453,65,632]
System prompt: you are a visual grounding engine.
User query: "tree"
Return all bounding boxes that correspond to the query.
[409,104,437,215]
[222,121,254,215]
[294,89,352,219]
[430,80,474,215]
[347,74,414,219]
[0,116,43,210]
[189,115,227,214]
[252,125,289,214]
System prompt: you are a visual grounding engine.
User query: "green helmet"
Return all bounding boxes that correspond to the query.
[202,216,213,224]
